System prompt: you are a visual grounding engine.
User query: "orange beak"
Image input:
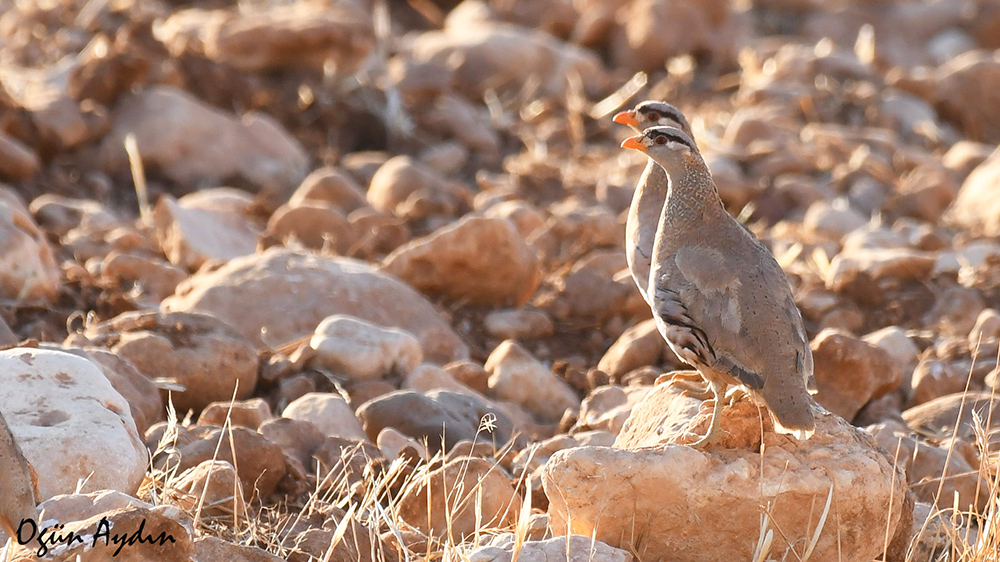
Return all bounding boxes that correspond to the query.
[620,135,646,152]
[612,110,639,128]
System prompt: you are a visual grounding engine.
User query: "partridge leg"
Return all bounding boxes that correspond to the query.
[654,371,712,400]
[684,381,728,449]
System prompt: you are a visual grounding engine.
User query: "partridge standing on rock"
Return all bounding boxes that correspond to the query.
[613,101,693,302]
[620,126,817,447]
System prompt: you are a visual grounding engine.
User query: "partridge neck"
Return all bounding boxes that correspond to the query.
[663,162,724,222]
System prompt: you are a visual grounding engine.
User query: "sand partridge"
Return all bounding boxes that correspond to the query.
[621,126,817,447]
[613,101,693,303]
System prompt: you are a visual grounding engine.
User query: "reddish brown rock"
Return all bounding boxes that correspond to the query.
[811,329,903,420]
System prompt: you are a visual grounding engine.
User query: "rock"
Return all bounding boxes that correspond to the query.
[541,250,638,322]
[445,361,490,394]
[348,209,411,259]
[0,60,102,150]
[512,430,616,478]
[0,410,38,543]
[198,398,272,429]
[162,249,468,363]
[161,426,287,498]
[281,393,367,441]
[257,417,325,475]
[610,0,734,73]
[153,188,261,271]
[280,506,398,562]
[169,460,246,517]
[905,502,953,562]
[923,285,985,337]
[308,315,423,380]
[484,341,579,423]
[0,348,147,500]
[811,329,903,420]
[576,385,654,434]
[311,436,384,494]
[0,187,60,304]
[902,392,1000,445]
[356,390,518,453]
[7,491,193,562]
[397,456,520,539]
[803,199,869,240]
[193,536,286,562]
[101,252,187,308]
[0,131,40,181]
[66,310,258,413]
[155,4,373,73]
[934,50,1000,144]
[825,248,936,292]
[907,357,969,406]
[869,422,990,512]
[376,427,427,462]
[597,319,669,380]
[383,216,540,306]
[862,326,919,378]
[367,155,470,219]
[288,167,369,214]
[470,534,633,562]
[483,308,554,340]
[543,385,908,562]
[48,345,164,437]
[418,96,502,159]
[970,308,1000,344]
[406,23,607,99]
[481,200,546,240]
[266,202,354,253]
[28,195,121,238]
[100,86,308,200]
[947,146,1000,237]
[942,141,994,179]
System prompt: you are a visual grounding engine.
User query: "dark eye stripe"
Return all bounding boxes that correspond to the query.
[649,131,692,148]
[638,104,684,124]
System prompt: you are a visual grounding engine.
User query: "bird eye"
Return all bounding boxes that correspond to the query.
[647,111,660,121]
[654,135,668,145]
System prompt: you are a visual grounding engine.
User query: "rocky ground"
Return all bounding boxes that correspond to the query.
[0,0,998,561]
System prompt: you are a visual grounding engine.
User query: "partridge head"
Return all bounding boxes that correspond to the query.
[613,101,694,303]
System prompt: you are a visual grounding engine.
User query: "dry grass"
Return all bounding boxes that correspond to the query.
[135,374,1000,562]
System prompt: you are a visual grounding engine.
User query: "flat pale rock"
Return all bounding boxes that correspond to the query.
[162,248,468,363]
[153,188,261,271]
[0,348,147,500]
[99,86,307,199]
[0,187,60,304]
[382,216,541,306]
[543,385,908,562]
[597,319,669,379]
[308,315,422,380]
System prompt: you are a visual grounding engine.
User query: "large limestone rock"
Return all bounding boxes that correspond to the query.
[382,216,541,306]
[947,146,1000,238]
[308,315,423,380]
[0,349,147,500]
[99,86,308,199]
[162,249,469,363]
[0,187,60,304]
[484,340,579,423]
[542,385,908,562]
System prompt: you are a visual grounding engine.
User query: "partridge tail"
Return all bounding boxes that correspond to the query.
[765,387,816,441]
